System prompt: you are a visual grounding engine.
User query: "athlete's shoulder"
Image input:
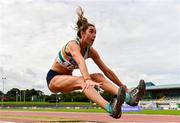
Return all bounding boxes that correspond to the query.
[89,47,99,58]
[89,46,97,53]
[68,39,80,46]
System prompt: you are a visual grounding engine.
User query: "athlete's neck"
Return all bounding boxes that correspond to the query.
[80,38,89,54]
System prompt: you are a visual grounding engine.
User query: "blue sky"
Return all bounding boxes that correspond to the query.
[0,0,179,94]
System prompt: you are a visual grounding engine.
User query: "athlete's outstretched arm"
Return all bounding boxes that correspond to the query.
[68,41,90,80]
[68,41,102,90]
[89,47,128,91]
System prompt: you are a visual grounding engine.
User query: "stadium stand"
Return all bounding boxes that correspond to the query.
[140,82,180,110]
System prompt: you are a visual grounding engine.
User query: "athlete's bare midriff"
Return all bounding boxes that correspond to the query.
[51,59,73,75]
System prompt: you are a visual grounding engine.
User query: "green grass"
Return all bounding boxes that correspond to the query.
[1,101,92,106]
[1,107,105,113]
[1,108,180,115]
[1,102,180,115]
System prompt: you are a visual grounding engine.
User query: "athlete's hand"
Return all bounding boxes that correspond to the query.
[82,79,102,91]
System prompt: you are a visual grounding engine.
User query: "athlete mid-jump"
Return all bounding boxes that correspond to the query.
[46,7,146,118]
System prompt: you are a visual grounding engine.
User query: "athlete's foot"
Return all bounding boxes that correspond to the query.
[126,80,146,106]
[110,86,125,119]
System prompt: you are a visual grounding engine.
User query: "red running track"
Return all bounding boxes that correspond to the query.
[0,111,180,123]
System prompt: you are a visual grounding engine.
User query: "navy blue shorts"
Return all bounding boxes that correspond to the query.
[46,69,62,86]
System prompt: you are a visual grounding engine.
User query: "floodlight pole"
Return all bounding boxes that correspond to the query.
[1,77,6,107]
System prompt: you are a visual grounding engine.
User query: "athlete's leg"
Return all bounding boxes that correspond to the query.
[90,73,131,103]
[48,75,108,109]
[126,80,146,106]
[90,73,124,95]
[48,74,125,118]
[90,73,145,106]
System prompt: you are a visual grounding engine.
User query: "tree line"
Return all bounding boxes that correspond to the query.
[0,88,112,102]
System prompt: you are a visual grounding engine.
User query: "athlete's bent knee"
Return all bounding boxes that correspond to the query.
[91,73,105,81]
